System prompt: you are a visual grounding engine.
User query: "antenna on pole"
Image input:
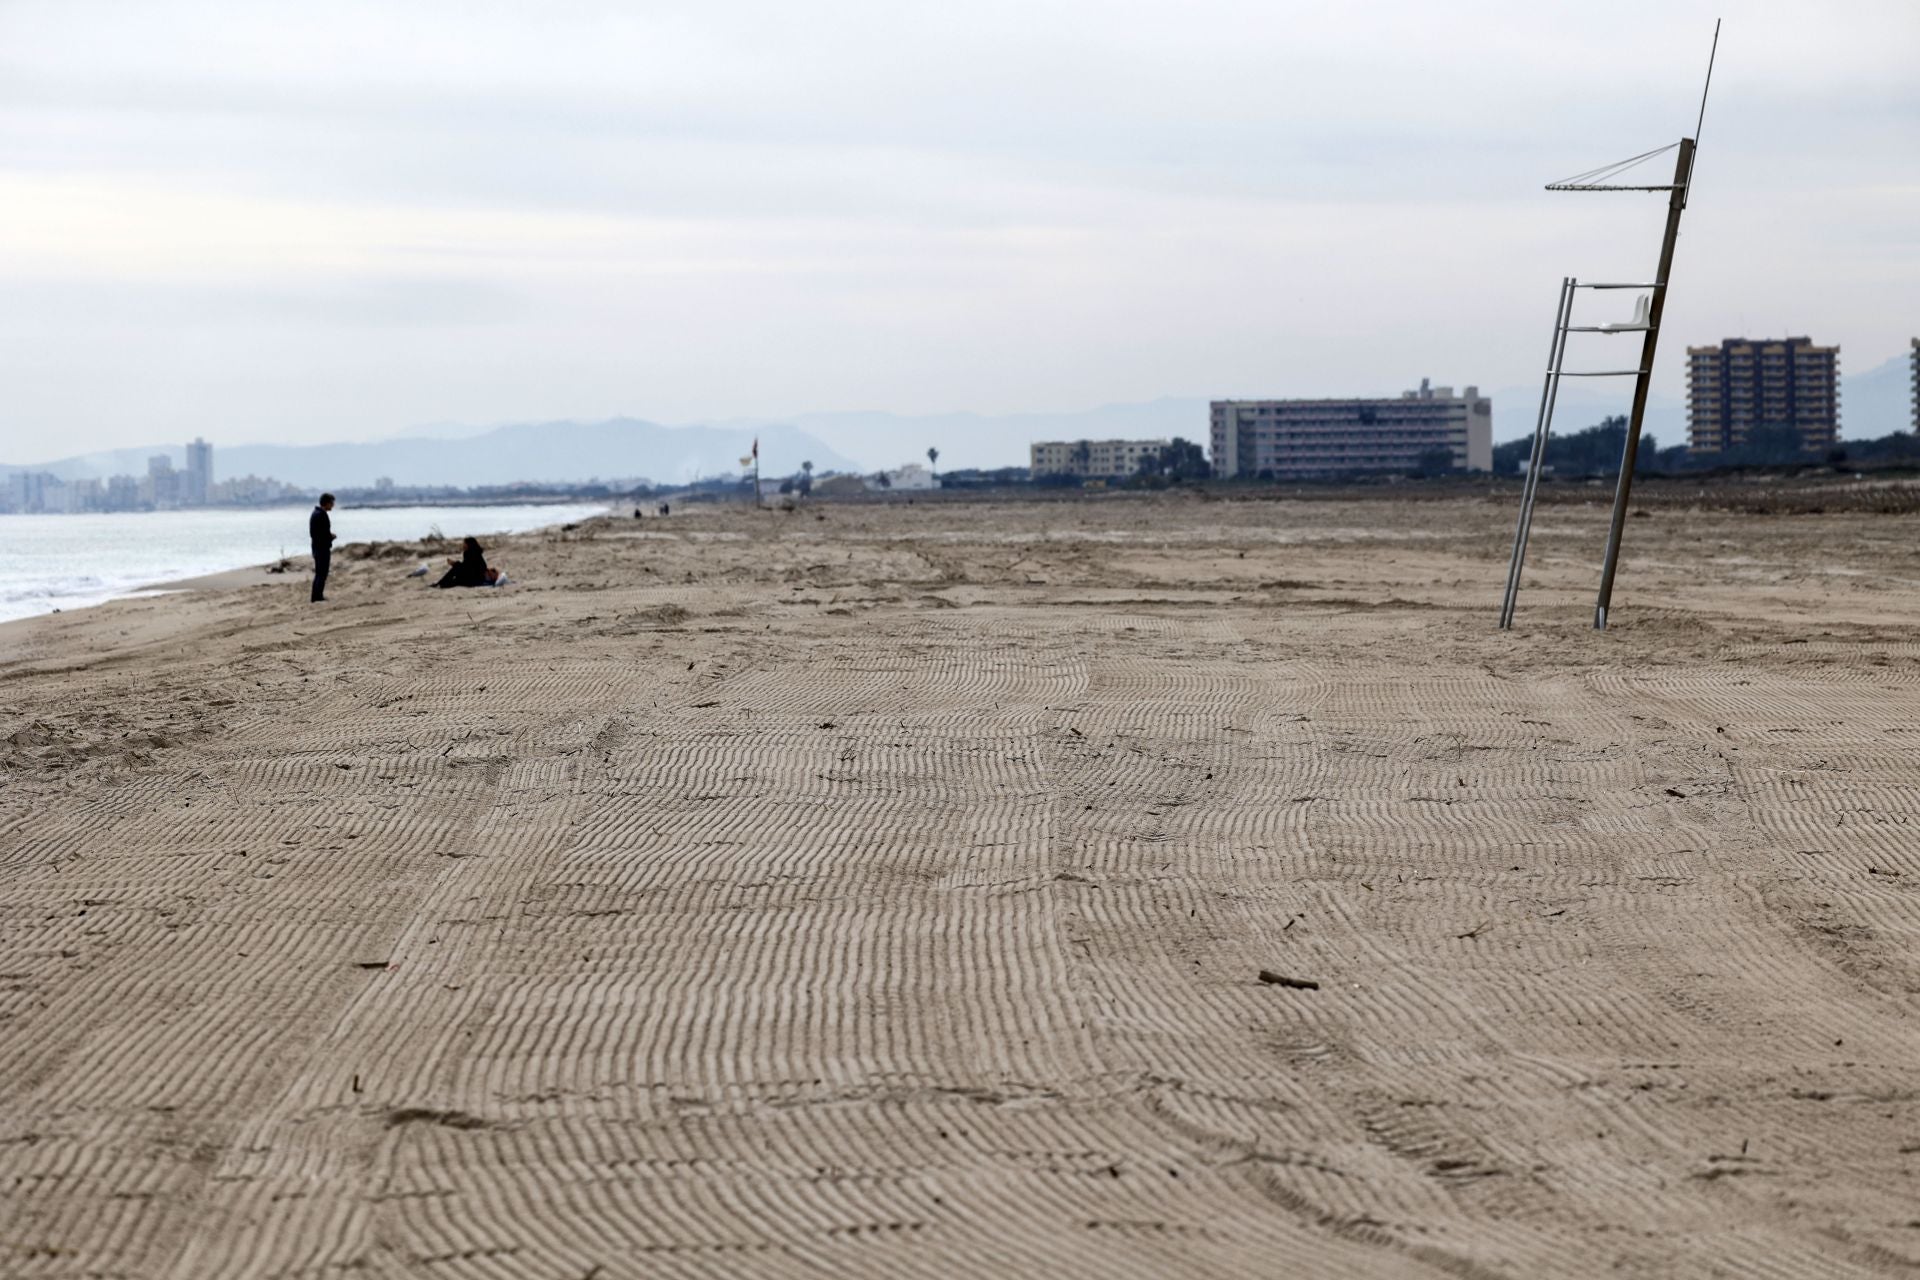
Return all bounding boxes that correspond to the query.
[1694,19,1721,148]
[1681,18,1721,203]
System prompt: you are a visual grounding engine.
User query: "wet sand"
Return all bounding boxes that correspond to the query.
[4,486,1920,1277]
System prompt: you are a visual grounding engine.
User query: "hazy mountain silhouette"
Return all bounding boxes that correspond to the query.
[1839,351,1915,438]
[5,420,858,488]
[9,361,1912,485]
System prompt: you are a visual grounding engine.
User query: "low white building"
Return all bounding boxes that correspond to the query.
[879,463,937,491]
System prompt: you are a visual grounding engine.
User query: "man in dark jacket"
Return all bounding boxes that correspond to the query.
[309,493,336,602]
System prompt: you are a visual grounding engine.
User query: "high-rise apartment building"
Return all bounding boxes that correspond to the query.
[145,455,180,507]
[1030,438,1169,479]
[1209,381,1491,480]
[1686,337,1839,454]
[185,437,213,505]
[1911,338,1918,432]
[7,471,49,512]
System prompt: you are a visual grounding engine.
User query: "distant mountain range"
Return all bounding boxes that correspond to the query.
[1,420,860,489]
[1839,352,1917,439]
[1485,384,1686,447]
[6,353,1911,484]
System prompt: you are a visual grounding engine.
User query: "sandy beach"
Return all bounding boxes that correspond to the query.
[4,482,1919,1278]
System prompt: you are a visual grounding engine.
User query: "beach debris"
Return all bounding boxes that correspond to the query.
[1665,787,1686,798]
[1457,921,1490,940]
[1257,970,1319,990]
[355,960,390,971]
[384,1107,489,1131]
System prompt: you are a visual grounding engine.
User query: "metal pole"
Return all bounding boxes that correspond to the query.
[1505,281,1574,627]
[1593,137,1693,630]
[1500,277,1575,629]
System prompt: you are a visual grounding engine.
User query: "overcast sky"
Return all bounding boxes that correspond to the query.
[1,0,1915,461]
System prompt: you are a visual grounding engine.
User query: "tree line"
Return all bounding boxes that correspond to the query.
[1493,416,1920,477]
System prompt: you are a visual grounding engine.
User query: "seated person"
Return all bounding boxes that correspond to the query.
[432,537,489,589]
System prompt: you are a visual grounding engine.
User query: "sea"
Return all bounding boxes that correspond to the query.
[0,502,610,625]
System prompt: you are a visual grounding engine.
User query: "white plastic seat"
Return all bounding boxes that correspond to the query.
[1598,294,1652,333]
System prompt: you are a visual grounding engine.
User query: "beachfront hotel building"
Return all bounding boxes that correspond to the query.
[1911,338,1918,432]
[1030,438,1169,479]
[1686,336,1840,455]
[1208,381,1492,480]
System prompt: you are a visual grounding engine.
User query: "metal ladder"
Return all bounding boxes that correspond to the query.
[1498,278,1665,630]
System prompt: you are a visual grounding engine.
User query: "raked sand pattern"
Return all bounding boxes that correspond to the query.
[3,488,1920,1278]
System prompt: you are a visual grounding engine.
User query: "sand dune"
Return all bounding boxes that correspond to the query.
[3,486,1919,1277]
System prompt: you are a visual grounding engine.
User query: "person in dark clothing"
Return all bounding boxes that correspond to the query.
[309,493,336,602]
[432,536,489,589]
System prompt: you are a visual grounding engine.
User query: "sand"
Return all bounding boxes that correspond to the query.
[3,484,1919,1277]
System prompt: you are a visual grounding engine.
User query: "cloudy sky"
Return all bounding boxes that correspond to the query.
[1,0,1915,462]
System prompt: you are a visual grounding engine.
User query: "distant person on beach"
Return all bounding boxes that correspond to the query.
[432,536,490,589]
[309,493,336,602]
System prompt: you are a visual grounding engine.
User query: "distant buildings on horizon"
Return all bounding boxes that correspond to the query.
[1035,334,1919,485]
[1,437,308,514]
[10,339,1919,512]
[1033,382,1498,483]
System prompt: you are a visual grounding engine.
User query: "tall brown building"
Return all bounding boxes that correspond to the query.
[1911,338,1918,432]
[1686,336,1840,455]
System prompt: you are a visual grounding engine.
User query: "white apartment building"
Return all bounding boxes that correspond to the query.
[1210,381,1492,479]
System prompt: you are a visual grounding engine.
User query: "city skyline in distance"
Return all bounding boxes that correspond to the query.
[6,344,1915,481]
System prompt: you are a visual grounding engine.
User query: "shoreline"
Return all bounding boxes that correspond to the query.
[0,501,613,632]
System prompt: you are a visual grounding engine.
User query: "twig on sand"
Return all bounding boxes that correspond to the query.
[1258,970,1319,990]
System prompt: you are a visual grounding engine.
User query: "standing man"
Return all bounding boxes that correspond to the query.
[310,493,337,602]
